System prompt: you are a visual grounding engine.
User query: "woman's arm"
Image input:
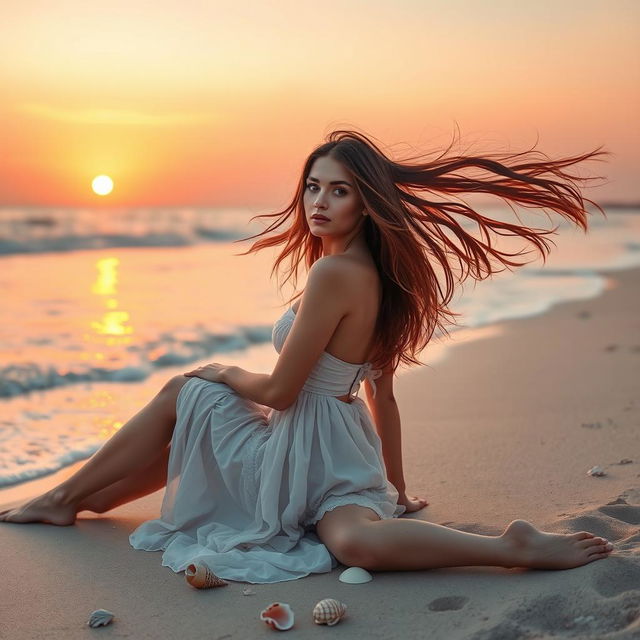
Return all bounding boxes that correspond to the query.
[364,376,406,495]
[221,366,280,409]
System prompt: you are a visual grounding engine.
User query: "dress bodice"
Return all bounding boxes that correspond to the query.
[271,307,382,400]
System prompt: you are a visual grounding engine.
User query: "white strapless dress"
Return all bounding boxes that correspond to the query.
[129,306,406,584]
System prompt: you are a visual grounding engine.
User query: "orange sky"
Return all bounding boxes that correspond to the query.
[0,0,638,207]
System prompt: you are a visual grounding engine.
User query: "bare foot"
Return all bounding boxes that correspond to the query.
[0,488,78,526]
[502,519,614,569]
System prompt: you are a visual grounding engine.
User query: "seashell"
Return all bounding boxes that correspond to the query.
[185,563,229,589]
[260,602,295,631]
[312,598,347,626]
[242,586,256,596]
[587,466,606,477]
[338,566,372,584]
[87,609,114,628]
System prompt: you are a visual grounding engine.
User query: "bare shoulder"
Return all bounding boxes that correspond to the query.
[305,255,373,305]
[307,255,353,291]
[302,256,353,313]
[311,253,363,275]
[313,253,377,290]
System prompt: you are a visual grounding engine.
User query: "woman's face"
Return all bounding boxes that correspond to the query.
[303,155,364,238]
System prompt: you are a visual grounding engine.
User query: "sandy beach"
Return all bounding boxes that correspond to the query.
[1,267,638,640]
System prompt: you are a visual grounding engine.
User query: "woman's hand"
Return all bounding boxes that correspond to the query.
[398,492,429,513]
[183,363,229,383]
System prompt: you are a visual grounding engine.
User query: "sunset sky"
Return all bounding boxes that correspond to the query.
[0,0,638,207]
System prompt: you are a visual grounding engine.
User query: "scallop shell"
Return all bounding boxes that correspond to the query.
[338,566,372,584]
[87,609,114,628]
[312,598,347,626]
[587,466,606,477]
[260,602,295,631]
[185,563,229,589]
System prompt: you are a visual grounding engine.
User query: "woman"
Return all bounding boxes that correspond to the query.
[0,129,615,584]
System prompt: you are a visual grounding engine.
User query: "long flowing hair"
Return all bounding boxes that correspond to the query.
[233,128,610,372]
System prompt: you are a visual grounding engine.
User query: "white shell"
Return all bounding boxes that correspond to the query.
[312,598,347,626]
[338,566,372,584]
[87,609,114,628]
[260,602,295,631]
[587,466,606,477]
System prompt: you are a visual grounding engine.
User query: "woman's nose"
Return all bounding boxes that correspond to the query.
[311,190,326,207]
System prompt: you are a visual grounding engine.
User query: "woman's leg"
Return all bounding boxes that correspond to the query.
[0,375,190,525]
[359,518,614,570]
[78,445,171,514]
[316,505,614,572]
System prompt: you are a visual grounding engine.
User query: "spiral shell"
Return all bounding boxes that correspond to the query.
[185,563,229,589]
[87,609,114,627]
[312,598,347,626]
[260,602,295,631]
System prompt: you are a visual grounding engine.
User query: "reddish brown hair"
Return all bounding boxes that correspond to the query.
[233,128,610,372]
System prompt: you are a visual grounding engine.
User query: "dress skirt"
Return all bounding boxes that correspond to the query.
[129,376,406,584]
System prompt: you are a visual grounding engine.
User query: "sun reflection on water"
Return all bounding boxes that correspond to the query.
[89,257,134,342]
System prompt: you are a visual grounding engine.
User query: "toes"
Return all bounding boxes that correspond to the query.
[586,552,610,562]
[573,531,594,540]
[587,543,611,556]
[0,509,30,523]
[580,540,607,551]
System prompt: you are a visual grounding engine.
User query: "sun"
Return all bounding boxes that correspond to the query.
[92,175,114,196]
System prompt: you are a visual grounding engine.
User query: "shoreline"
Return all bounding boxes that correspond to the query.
[0,266,637,511]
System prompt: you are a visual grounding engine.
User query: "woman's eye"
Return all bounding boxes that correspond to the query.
[306,184,347,196]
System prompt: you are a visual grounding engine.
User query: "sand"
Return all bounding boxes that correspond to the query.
[1,268,639,640]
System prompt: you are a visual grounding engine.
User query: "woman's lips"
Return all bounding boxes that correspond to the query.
[311,215,330,223]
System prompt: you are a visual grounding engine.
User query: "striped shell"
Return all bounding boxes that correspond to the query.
[185,563,229,589]
[312,598,347,626]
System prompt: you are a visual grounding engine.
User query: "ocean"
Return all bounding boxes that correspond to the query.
[1,203,639,488]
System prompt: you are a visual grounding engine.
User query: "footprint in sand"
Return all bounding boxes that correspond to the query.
[428,595,469,612]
